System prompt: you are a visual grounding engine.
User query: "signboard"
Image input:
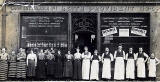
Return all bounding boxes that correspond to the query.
[131,27,147,36]
[20,13,68,50]
[102,27,117,37]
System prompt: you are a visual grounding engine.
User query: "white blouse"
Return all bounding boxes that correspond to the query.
[74,52,82,59]
[27,53,37,66]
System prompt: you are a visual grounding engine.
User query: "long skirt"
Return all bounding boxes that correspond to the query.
[27,59,36,77]
[0,60,8,80]
[137,58,146,78]
[114,57,125,80]
[55,61,63,78]
[90,60,99,80]
[148,59,156,77]
[63,60,73,77]
[46,60,55,76]
[8,60,17,78]
[73,59,82,80]
[82,59,91,80]
[37,60,46,78]
[126,59,135,79]
[16,60,27,78]
[102,58,111,79]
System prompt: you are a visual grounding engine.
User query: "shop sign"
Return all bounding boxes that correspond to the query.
[102,27,117,37]
[131,27,147,36]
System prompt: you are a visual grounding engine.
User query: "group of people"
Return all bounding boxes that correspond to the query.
[0,44,159,81]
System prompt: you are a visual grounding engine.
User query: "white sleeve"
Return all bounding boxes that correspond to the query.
[35,54,37,66]
[26,54,29,66]
[123,51,125,60]
[81,53,84,59]
[126,53,128,60]
[114,51,117,59]
[110,53,114,61]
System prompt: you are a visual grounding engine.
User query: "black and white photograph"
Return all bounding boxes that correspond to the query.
[0,0,160,81]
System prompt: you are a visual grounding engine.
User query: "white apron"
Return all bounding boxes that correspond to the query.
[148,59,156,77]
[114,57,125,80]
[90,60,99,80]
[102,58,111,79]
[82,59,91,80]
[137,58,146,78]
[126,59,135,79]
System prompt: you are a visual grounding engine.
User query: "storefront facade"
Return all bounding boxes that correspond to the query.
[1,0,160,80]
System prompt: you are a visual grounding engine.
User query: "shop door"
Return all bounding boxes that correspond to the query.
[72,13,97,53]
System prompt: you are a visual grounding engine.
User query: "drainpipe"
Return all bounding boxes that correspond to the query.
[2,5,6,48]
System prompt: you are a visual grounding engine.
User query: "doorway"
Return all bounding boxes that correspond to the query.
[72,13,97,53]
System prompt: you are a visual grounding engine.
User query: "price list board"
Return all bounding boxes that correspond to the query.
[100,13,150,53]
[20,13,68,51]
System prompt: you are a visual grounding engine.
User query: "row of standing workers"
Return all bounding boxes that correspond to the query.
[0,44,159,81]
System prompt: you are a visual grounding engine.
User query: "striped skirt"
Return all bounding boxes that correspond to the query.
[8,60,17,78]
[0,60,8,80]
[16,60,27,78]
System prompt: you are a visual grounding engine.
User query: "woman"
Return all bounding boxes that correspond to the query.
[101,47,113,80]
[73,47,82,80]
[55,50,63,79]
[126,47,136,80]
[90,50,100,80]
[0,48,9,81]
[114,44,125,80]
[46,50,55,80]
[27,49,37,79]
[16,48,27,79]
[135,47,148,80]
[82,46,91,80]
[8,51,17,80]
[37,49,46,79]
[148,53,160,80]
[63,50,73,79]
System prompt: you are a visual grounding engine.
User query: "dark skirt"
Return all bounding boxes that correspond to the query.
[0,60,8,80]
[73,59,82,80]
[8,60,17,78]
[55,61,63,78]
[63,60,73,77]
[16,60,27,78]
[37,60,46,78]
[27,59,36,77]
[46,60,55,76]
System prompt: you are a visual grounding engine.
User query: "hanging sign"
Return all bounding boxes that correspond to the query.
[102,27,117,37]
[131,27,147,36]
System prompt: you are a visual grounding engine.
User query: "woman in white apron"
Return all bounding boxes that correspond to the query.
[126,47,136,80]
[148,53,160,81]
[135,47,148,80]
[82,46,91,80]
[114,44,125,80]
[90,50,100,80]
[101,47,113,80]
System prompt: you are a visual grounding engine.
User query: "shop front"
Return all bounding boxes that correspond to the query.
[18,8,150,54]
[1,0,160,80]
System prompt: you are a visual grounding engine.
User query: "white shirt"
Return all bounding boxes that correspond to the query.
[27,53,37,66]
